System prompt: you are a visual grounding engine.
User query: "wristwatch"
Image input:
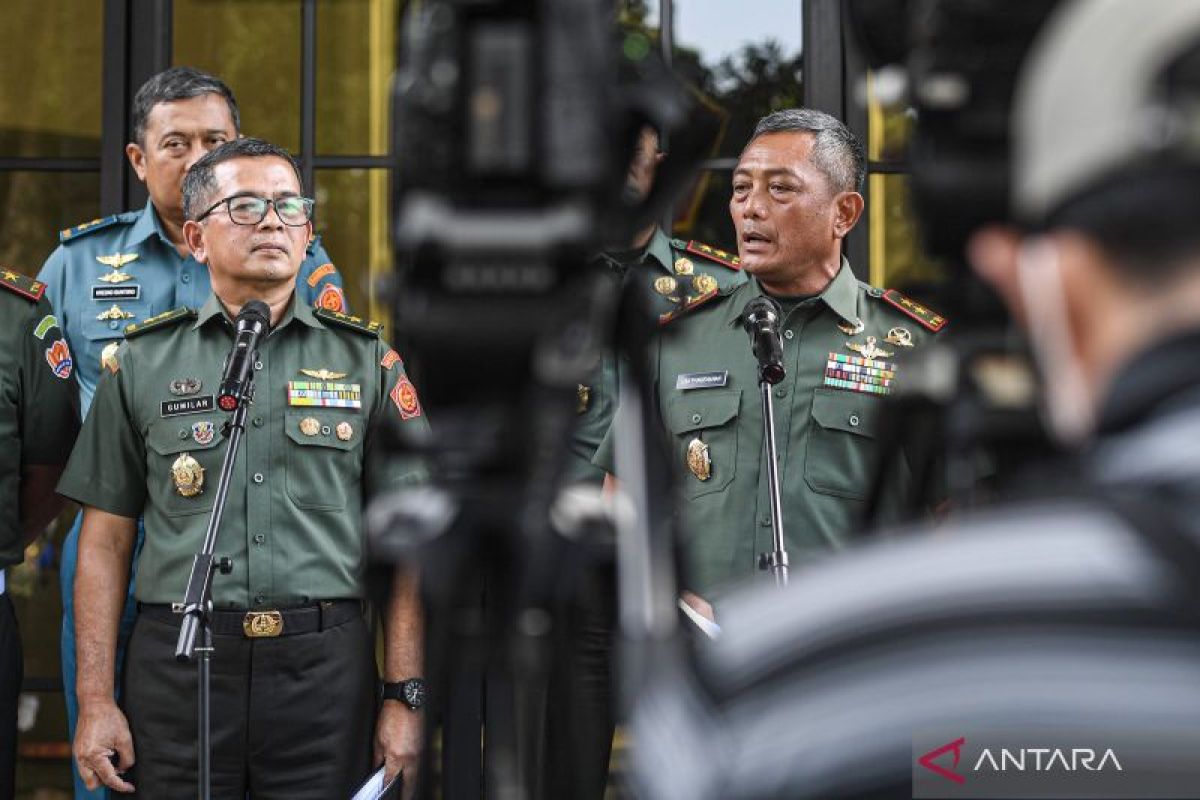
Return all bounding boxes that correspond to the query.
[382,678,428,710]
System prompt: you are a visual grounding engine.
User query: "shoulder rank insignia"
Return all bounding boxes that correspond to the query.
[314,307,383,337]
[680,239,741,270]
[658,287,722,326]
[880,289,948,333]
[0,268,46,302]
[124,307,197,338]
[59,214,126,244]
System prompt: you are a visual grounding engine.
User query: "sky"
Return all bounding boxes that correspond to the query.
[657,0,803,65]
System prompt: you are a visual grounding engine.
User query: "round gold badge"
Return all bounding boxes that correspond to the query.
[299,417,320,436]
[171,453,205,497]
[692,274,718,295]
[686,437,711,482]
[336,421,353,441]
[654,276,678,296]
[673,257,694,276]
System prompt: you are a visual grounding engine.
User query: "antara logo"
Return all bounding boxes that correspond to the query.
[918,737,1124,784]
[918,737,967,784]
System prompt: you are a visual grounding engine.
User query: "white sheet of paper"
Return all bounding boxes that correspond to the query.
[350,766,400,800]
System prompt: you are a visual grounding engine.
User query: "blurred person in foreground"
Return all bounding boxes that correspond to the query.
[60,138,425,798]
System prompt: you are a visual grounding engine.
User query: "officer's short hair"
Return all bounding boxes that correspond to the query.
[182,138,304,221]
[748,109,865,194]
[131,66,241,146]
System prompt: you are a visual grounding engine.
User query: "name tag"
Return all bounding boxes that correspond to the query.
[161,395,216,417]
[676,370,728,391]
[92,285,141,301]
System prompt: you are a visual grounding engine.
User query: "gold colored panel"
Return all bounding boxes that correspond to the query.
[0,172,101,273]
[317,0,399,155]
[868,173,944,289]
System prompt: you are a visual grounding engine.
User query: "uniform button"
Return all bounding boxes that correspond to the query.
[759,516,771,527]
[254,361,263,371]
[775,387,788,398]
[109,321,120,330]
[178,430,189,440]
[252,417,264,427]
[691,413,702,424]
[784,329,795,340]
[253,533,265,544]
[181,273,191,283]
[253,473,264,484]
[849,414,860,427]
[255,594,266,605]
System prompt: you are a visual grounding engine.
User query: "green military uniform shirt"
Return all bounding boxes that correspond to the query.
[57,293,429,607]
[567,229,747,483]
[0,270,81,568]
[595,261,946,599]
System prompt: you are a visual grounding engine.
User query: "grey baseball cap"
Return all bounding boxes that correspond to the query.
[1013,0,1200,224]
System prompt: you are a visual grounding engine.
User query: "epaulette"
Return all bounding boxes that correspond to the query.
[658,287,723,326]
[673,238,741,270]
[879,288,948,333]
[59,214,128,244]
[314,308,383,337]
[0,268,46,302]
[124,307,197,338]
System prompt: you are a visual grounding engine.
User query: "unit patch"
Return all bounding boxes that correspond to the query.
[676,371,728,391]
[824,352,896,396]
[191,421,216,446]
[316,283,345,313]
[306,262,337,287]
[390,376,422,420]
[45,339,73,380]
[161,396,216,417]
[33,315,58,340]
[287,381,362,409]
[380,350,402,371]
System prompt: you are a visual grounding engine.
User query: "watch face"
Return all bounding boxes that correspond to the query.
[403,679,427,709]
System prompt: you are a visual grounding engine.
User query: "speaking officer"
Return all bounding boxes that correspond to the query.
[596,109,945,617]
[0,270,79,799]
[38,67,349,797]
[59,138,426,798]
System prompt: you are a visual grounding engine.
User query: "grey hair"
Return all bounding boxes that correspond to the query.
[182,138,304,220]
[748,108,866,193]
[131,66,240,146]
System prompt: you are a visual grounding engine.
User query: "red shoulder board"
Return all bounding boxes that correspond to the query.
[0,268,46,302]
[685,240,741,270]
[658,288,720,326]
[881,289,947,332]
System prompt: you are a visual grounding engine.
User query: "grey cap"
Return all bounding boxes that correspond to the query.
[1013,0,1200,223]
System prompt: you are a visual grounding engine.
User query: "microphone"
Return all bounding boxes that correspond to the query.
[217,301,271,412]
[742,296,786,385]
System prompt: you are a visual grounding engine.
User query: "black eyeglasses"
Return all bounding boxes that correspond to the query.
[196,194,315,227]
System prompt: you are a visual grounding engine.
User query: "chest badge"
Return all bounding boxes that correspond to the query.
[673,257,694,276]
[686,437,712,482]
[169,377,202,396]
[300,368,347,381]
[885,327,914,348]
[299,417,321,436]
[654,276,679,296]
[100,341,121,374]
[171,453,205,497]
[97,304,135,321]
[847,336,893,360]
[336,421,354,441]
[96,252,138,284]
[838,318,865,336]
[692,274,718,295]
[191,421,216,446]
[577,383,591,415]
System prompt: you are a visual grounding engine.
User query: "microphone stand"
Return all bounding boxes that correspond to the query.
[756,359,789,587]
[173,373,256,800]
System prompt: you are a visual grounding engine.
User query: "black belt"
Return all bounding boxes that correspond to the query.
[137,600,362,638]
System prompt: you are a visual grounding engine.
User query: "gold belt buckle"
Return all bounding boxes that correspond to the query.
[243,610,284,638]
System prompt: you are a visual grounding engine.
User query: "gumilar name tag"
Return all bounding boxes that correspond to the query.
[161,396,216,417]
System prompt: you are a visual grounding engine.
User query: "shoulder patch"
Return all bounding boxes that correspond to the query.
[0,268,46,302]
[306,262,337,287]
[59,214,126,244]
[880,289,948,333]
[314,307,383,337]
[682,240,741,270]
[659,287,722,326]
[124,307,197,338]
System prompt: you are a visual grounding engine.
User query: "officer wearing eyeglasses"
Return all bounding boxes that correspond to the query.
[35,67,348,799]
[59,137,428,798]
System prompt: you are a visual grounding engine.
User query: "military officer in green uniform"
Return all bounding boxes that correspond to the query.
[569,126,746,483]
[0,270,79,799]
[59,138,426,798]
[595,109,945,618]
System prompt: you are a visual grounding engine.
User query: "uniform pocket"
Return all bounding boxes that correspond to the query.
[146,418,226,517]
[803,388,884,499]
[284,410,360,510]
[665,389,741,498]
